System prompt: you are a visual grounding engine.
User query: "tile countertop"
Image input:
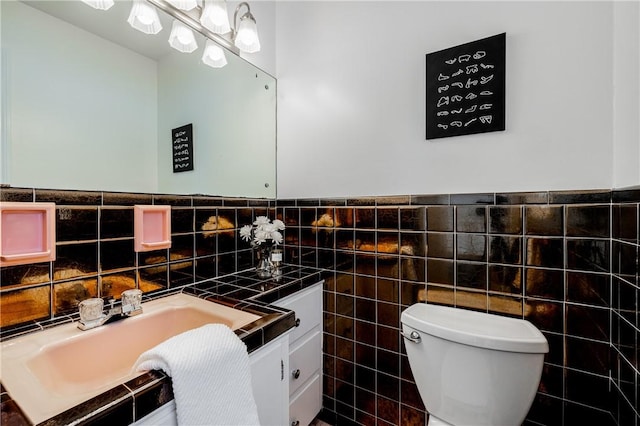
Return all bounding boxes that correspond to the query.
[0,266,326,426]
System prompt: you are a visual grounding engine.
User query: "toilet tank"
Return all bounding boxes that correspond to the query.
[401,303,548,426]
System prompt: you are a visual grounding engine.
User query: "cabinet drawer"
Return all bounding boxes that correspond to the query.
[289,330,321,396]
[276,284,322,343]
[289,374,322,426]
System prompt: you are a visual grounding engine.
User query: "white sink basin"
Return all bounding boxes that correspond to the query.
[0,293,260,424]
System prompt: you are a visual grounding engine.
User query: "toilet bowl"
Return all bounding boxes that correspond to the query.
[401,303,548,426]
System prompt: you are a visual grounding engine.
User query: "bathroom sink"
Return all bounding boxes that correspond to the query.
[0,293,260,424]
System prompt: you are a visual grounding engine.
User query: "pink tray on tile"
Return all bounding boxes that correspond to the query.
[0,202,56,266]
[134,205,172,252]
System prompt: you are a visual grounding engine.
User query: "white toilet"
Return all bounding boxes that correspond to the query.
[401,303,548,426]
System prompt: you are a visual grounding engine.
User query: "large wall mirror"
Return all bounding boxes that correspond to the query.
[1,0,276,198]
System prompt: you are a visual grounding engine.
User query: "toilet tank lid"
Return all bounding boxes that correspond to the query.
[401,303,549,354]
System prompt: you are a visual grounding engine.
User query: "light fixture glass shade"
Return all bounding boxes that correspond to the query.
[235,16,260,53]
[80,0,114,10]
[200,0,231,34]
[166,0,198,11]
[169,20,198,53]
[127,0,162,35]
[202,40,227,68]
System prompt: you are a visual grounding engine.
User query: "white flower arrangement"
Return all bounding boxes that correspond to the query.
[239,216,285,246]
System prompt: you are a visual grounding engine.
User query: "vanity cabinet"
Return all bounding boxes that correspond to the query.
[275,282,323,426]
[133,333,289,426]
[131,280,323,426]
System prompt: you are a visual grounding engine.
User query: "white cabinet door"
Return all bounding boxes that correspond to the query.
[250,334,290,426]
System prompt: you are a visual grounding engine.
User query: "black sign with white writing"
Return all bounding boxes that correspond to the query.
[426,33,506,140]
[172,123,193,173]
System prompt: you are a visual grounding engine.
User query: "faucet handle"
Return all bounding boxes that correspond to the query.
[78,298,105,323]
[121,289,143,314]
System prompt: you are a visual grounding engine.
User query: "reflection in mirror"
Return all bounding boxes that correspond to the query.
[0,0,276,198]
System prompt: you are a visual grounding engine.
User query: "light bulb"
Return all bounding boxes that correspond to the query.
[234,17,260,53]
[169,20,198,53]
[202,40,227,68]
[200,0,231,34]
[127,0,162,35]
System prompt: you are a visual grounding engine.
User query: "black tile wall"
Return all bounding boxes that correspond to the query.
[1,186,639,426]
[611,187,640,426]
[280,188,639,426]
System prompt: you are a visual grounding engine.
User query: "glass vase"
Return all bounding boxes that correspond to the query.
[255,244,273,278]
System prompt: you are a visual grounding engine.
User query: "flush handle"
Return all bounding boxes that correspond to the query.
[402,330,421,344]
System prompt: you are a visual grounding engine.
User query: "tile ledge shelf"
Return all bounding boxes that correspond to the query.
[3,185,640,207]
[276,186,639,207]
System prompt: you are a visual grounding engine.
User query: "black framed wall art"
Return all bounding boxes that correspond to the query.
[426,33,506,140]
[172,123,194,173]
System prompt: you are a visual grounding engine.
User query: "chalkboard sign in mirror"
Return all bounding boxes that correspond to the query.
[426,33,506,140]
[172,124,194,173]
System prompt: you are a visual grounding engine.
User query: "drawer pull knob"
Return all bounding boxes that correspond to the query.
[291,421,300,426]
[292,369,301,379]
[295,318,301,327]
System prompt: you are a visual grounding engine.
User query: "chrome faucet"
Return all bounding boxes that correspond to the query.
[77,289,143,330]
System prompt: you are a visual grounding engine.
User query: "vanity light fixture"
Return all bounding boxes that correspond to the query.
[109,0,259,69]
[128,0,163,35]
[231,2,260,53]
[80,0,114,10]
[169,20,198,53]
[202,39,227,68]
[200,0,231,35]
[166,0,198,12]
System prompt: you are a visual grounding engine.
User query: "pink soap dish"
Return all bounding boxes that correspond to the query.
[134,205,172,252]
[0,202,56,267]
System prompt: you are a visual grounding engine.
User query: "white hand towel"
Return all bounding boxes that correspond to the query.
[133,323,260,426]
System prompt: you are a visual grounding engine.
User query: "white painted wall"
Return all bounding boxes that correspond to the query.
[613,1,640,189]
[275,1,636,199]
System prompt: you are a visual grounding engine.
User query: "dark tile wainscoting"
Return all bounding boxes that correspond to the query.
[1,186,639,426]
[278,189,639,426]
